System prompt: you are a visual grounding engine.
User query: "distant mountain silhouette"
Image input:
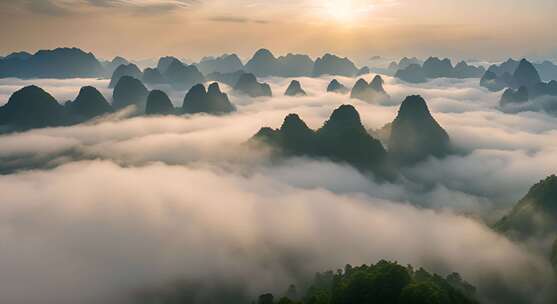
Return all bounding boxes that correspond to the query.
[422,57,454,78]
[251,104,393,178]
[245,49,315,77]
[112,76,149,111]
[66,86,113,121]
[453,61,485,78]
[163,60,205,90]
[157,56,183,74]
[394,64,427,83]
[496,175,557,240]
[109,63,142,88]
[350,76,389,102]
[103,56,130,74]
[245,49,280,77]
[326,79,349,94]
[534,60,557,82]
[480,70,506,92]
[395,58,483,82]
[480,59,521,91]
[182,83,235,115]
[312,54,359,77]
[356,66,370,76]
[387,57,422,75]
[207,70,246,87]
[146,90,175,115]
[196,54,244,75]
[487,59,557,112]
[234,73,272,97]
[142,68,165,84]
[276,54,314,77]
[513,59,542,89]
[388,95,451,165]
[284,80,306,96]
[0,85,70,130]
[0,47,105,79]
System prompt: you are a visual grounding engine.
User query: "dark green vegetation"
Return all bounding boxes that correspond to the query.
[257,261,478,304]
[284,80,307,96]
[495,175,557,239]
[350,75,388,103]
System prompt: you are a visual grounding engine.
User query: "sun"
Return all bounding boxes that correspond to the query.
[322,0,375,25]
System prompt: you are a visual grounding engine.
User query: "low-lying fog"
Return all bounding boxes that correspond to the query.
[0,75,556,304]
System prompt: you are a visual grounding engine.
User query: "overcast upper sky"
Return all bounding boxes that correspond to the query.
[0,0,556,62]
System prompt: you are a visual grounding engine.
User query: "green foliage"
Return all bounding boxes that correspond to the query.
[257,261,478,304]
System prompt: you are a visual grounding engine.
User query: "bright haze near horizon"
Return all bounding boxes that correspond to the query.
[0,0,556,62]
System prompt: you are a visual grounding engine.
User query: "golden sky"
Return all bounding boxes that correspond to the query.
[0,0,556,62]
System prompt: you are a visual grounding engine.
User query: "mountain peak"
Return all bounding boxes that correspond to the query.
[284,80,306,96]
[389,95,450,165]
[513,59,541,88]
[326,104,362,126]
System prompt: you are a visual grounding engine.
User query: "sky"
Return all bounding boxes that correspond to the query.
[0,0,556,62]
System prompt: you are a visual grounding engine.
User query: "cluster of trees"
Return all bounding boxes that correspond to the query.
[256,261,478,304]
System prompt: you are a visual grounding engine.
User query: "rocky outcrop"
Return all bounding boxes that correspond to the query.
[233,73,272,97]
[388,95,451,165]
[145,90,175,115]
[284,80,306,96]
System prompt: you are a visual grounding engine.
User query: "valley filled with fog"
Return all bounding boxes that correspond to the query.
[1,71,556,304]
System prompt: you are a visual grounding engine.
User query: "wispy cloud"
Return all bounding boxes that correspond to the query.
[208,15,269,24]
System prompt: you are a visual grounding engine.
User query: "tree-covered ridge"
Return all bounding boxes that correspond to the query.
[495,174,557,238]
[257,260,478,304]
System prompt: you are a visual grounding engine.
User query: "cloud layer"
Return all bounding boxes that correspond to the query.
[0,75,556,303]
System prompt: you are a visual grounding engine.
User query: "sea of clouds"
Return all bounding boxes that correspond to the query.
[0,74,556,304]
